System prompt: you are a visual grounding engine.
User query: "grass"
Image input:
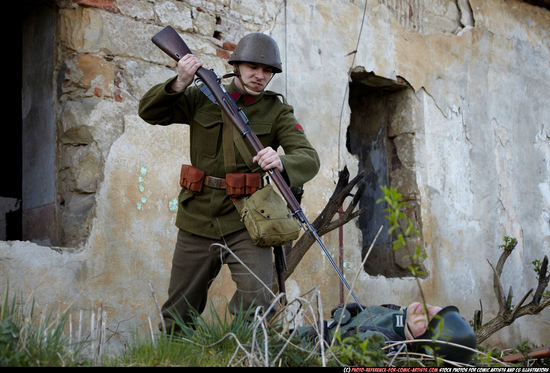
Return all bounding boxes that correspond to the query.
[0,284,89,366]
[3,279,548,367]
[109,294,327,367]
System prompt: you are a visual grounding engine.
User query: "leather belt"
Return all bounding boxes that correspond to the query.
[204,175,227,189]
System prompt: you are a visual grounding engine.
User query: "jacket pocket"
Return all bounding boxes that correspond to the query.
[250,120,272,136]
[192,109,222,158]
[249,120,273,149]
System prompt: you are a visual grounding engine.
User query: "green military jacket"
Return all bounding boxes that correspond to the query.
[138,77,320,239]
[298,305,407,343]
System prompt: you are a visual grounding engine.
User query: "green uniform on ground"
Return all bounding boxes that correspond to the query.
[298,305,407,343]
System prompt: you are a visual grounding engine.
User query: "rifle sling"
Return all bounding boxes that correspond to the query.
[221,111,260,173]
[222,111,237,173]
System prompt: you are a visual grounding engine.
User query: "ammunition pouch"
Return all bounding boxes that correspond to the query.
[179,164,261,200]
[180,164,205,193]
[226,173,262,200]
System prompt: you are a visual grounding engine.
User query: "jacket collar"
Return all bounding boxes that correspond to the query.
[227,79,264,105]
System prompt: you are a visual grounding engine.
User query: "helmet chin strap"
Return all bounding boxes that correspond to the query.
[230,64,275,95]
[222,72,240,79]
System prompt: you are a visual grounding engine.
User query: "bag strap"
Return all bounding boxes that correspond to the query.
[221,111,261,173]
[222,111,237,173]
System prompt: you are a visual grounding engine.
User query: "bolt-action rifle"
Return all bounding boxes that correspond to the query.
[151,26,363,308]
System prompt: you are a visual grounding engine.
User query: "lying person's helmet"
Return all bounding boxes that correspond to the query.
[416,306,477,363]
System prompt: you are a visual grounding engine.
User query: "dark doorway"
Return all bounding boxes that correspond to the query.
[347,70,425,278]
[19,0,59,245]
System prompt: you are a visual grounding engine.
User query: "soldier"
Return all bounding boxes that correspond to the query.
[298,301,477,364]
[139,33,320,332]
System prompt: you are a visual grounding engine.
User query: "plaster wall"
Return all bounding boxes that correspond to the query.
[4,0,549,352]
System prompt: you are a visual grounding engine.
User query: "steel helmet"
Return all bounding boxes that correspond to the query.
[228,33,282,73]
[415,306,477,363]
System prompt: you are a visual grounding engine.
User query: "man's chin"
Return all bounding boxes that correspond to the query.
[244,83,265,95]
[246,89,262,96]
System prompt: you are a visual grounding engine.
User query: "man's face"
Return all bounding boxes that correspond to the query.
[235,62,274,96]
[405,302,442,340]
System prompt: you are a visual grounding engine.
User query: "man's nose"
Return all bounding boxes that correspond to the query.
[253,69,265,79]
[253,68,269,79]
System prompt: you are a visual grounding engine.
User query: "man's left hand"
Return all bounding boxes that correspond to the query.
[253,147,283,172]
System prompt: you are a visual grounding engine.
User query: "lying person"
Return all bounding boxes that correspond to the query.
[297,301,477,364]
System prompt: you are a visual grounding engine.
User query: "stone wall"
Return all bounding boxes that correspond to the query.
[55,0,284,246]
[6,0,550,353]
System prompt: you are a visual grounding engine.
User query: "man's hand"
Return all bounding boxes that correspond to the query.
[171,54,202,92]
[253,147,283,172]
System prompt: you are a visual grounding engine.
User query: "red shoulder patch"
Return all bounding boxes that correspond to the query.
[295,124,304,132]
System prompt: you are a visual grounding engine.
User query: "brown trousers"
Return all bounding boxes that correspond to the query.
[161,228,273,331]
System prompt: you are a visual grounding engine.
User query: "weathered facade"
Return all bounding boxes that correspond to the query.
[4,0,549,352]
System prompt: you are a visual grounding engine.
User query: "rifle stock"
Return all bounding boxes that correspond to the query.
[151,26,363,308]
[152,26,192,61]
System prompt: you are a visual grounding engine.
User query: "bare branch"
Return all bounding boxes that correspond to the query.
[533,256,549,304]
[476,244,550,344]
[495,245,514,275]
[487,259,506,313]
[510,288,533,320]
[272,167,366,291]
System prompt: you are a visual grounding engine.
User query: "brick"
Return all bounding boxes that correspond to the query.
[216,48,230,59]
[115,89,123,102]
[222,41,237,51]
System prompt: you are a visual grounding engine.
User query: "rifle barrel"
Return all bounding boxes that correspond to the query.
[299,213,364,309]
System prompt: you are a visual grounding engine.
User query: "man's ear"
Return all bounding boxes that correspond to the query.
[427,306,443,320]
